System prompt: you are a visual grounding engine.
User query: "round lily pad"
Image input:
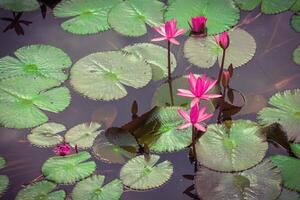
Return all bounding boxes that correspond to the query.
[0,45,72,82]
[15,181,65,200]
[53,0,120,35]
[108,0,164,36]
[233,0,261,11]
[277,188,300,200]
[293,46,300,65]
[291,14,300,33]
[134,107,193,153]
[165,0,240,35]
[120,155,173,190]
[184,28,256,68]
[0,77,71,129]
[196,120,268,172]
[72,175,123,200]
[27,122,65,148]
[122,43,176,81]
[70,51,152,101]
[271,155,300,192]
[261,0,296,14]
[195,159,282,200]
[0,156,5,169]
[0,0,39,12]
[42,151,96,184]
[257,89,300,142]
[0,176,9,198]
[290,143,300,158]
[65,122,103,149]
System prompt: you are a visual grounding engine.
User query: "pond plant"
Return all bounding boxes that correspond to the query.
[0,0,300,200]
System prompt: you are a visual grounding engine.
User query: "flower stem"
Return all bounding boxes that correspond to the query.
[217,49,226,84]
[192,126,198,172]
[167,41,174,106]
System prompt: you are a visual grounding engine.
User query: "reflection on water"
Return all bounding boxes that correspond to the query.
[0,4,300,200]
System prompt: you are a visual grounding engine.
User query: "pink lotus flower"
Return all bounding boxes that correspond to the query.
[151,18,186,45]
[178,104,213,132]
[177,73,222,106]
[215,32,230,50]
[191,16,207,34]
[54,142,71,156]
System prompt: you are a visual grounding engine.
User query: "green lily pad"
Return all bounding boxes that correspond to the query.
[195,159,282,200]
[92,133,137,164]
[120,155,173,190]
[291,14,300,33]
[53,0,120,35]
[0,45,72,82]
[290,0,300,12]
[261,0,296,14]
[72,175,123,200]
[15,181,65,200]
[0,156,5,169]
[65,122,103,149]
[108,0,164,36]
[233,0,261,11]
[70,51,152,101]
[0,77,71,128]
[293,46,300,65]
[42,151,96,184]
[184,28,256,68]
[257,89,300,142]
[134,107,193,153]
[27,122,65,148]
[0,176,9,198]
[0,0,39,12]
[196,120,268,172]
[165,0,240,35]
[271,155,300,192]
[105,127,138,147]
[122,43,176,81]
[277,188,300,200]
[290,143,300,158]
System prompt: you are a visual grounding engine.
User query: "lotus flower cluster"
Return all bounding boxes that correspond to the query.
[53,142,71,156]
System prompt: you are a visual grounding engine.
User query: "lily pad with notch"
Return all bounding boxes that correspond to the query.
[70,51,152,101]
[0,0,39,12]
[120,155,173,190]
[195,159,282,200]
[72,175,123,200]
[42,151,96,184]
[196,120,268,172]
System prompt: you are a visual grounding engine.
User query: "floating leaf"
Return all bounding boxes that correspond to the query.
[0,156,5,169]
[53,0,120,35]
[291,14,300,32]
[261,0,296,14]
[42,151,96,184]
[70,51,152,101]
[196,120,268,172]
[290,0,300,12]
[27,122,65,148]
[72,175,123,200]
[293,46,300,65]
[184,28,256,68]
[120,155,173,190]
[258,89,300,142]
[233,0,261,11]
[0,45,72,82]
[134,107,193,153]
[271,155,300,191]
[195,159,281,200]
[0,176,9,198]
[108,0,164,36]
[65,122,103,149]
[92,133,136,164]
[0,0,39,12]
[15,181,65,200]
[277,188,300,200]
[0,77,71,128]
[165,0,240,35]
[290,143,300,158]
[123,43,176,81]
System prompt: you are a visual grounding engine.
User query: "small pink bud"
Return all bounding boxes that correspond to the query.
[215,32,230,50]
[222,70,231,88]
[191,16,207,34]
[54,142,71,156]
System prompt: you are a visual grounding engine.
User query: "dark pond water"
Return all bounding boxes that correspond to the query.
[0,4,299,200]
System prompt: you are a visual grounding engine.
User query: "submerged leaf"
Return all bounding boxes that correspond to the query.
[196,120,268,172]
[195,159,281,200]
[120,155,173,190]
[108,0,164,36]
[27,122,65,148]
[0,0,39,12]
[0,176,8,198]
[42,151,96,184]
[0,45,72,82]
[291,14,300,33]
[65,122,103,149]
[70,51,152,101]
[293,45,300,65]
[0,77,71,128]
[72,175,123,200]
[258,89,300,142]
[15,181,65,200]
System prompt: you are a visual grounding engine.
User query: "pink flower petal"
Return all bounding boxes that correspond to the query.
[198,113,213,122]
[178,108,190,121]
[154,26,166,36]
[194,123,206,132]
[177,89,195,97]
[174,28,186,37]
[190,104,200,124]
[202,94,222,99]
[151,37,168,42]
[169,38,180,45]
[190,98,200,107]
[178,122,192,129]
[189,73,197,93]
